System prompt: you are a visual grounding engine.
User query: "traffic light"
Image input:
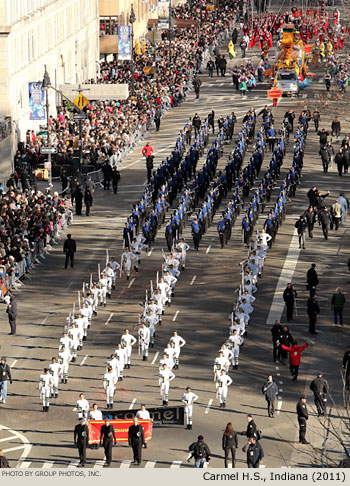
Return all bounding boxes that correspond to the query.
[142,42,147,54]
[135,42,141,55]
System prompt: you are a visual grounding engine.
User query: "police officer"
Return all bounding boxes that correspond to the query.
[246,437,264,468]
[100,418,117,467]
[307,295,320,334]
[128,417,145,466]
[6,294,17,335]
[271,320,283,363]
[296,396,309,444]
[217,217,226,248]
[310,373,329,417]
[283,283,296,321]
[74,418,89,467]
[306,263,318,297]
[63,234,77,269]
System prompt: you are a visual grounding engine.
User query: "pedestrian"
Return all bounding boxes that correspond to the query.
[242,414,259,440]
[240,39,247,58]
[112,167,120,194]
[310,373,329,417]
[207,59,215,78]
[338,193,348,223]
[319,208,331,240]
[331,287,345,327]
[6,295,17,335]
[63,234,77,269]
[182,386,199,430]
[303,207,315,238]
[282,341,308,381]
[296,396,309,444]
[271,320,283,363]
[155,109,161,132]
[295,215,306,249]
[0,449,9,468]
[100,418,117,467]
[84,188,93,217]
[312,109,320,131]
[0,358,12,404]
[330,199,342,231]
[246,437,264,468]
[128,417,145,466]
[331,117,341,142]
[208,109,215,134]
[283,282,296,321]
[192,77,202,99]
[222,422,238,468]
[278,325,294,364]
[307,295,320,334]
[262,375,278,418]
[335,148,344,176]
[306,263,318,297]
[188,435,211,468]
[74,418,89,467]
[102,162,113,190]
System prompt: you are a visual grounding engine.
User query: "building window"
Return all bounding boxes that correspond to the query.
[99,17,118,36]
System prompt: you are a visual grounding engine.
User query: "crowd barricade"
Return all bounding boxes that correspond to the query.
[0,205,73,297]
[84,168,104,187]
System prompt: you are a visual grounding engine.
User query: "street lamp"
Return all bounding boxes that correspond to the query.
[42,65,52,187]
[129,5,136,96]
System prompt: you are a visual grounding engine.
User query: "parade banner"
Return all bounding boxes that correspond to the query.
[87,419,152,444]
[28,82,46,120]
[158,1,170,29]
[118,26,131,60]
[103,406,185,425]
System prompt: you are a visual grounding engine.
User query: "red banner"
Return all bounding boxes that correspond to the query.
[87,420,153,444]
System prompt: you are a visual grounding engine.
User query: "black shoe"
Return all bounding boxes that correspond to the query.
[110,403,113,409]
[300,440,310,444]
[143,356,146,361]
[43,407,46,412]
[83,336,87,341]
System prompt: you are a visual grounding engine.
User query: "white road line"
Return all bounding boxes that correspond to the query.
[206,245,211,254]
[277,400,283,415]
[80,354,88,367]
[147,248,153,256]
[279,389,283,392]
[266,229,300,325]
[260,464,266,468]
[105,313,114,326]
[128,277,136,288]
[42,461,54,469]
[120,460,132,468]
[275,366,279,370]
[151,352,159,365]
[0,436,16,443]
[68,461,79,468]
[94,460,105,468]
[10,360,17,368]
[279,381,283,384]
[205,399,213,414]
[145,460,157,468]
[190,276,197,286]
[278,396,282,400]
[0,424,32,469]
[170,461,182,468]
[3,445,25,453]
[129,398,137,410]
[18,461,31,468]
[172,310,179,321]
[277,373,281,376]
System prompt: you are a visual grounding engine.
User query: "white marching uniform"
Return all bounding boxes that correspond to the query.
[75,398,90,419]
[182,391,199,426]
[103,371,117,406]
[107,357,120,382]
[139,326,151,358]
[227,334,243,366]
[213,356,230,382]
[217,374,233,405]
[89,409,103,420]
[136,409,151,420]
[59,335,73,356]
[159,357,173,370]
[122,251,134,278]
[75,316,86,343]
[159,368,175,403]
[169,335,186,367]
[219,347,233,365]
[39,373,54,408]
[176,241,190,269]
[164,274,177,292]
[58,348,71,381]
[99,276,108,305]
[49,362,62,396]
[108,260,120,287]
[164,346,176,369]
[83,296,93,323]
[114,348,127,378]
[158,281,171,304]
[121,333,137,366]
[103,267,114,294]
[68,327,81,358]
[90,287,99,313]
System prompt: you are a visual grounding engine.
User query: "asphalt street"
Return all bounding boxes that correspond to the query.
[0,39,349,469]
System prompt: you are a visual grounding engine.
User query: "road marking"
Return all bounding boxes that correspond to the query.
[260,464,266,468]
[279,389,283,392]
[40,316,48,326]
[68,461,79,468]
[18,461,31,468]
[275,366,279,370]
[42,461,54,468]
[172,310,179,321]
[145,460,157,468]
[105,313,114,326]
[94,460,105,468]
[0,436,16,443]
[277,400,283,415]
[129,398,136,410]
[151,352,159,365]
[277,373,281,376]
[170,461,182,468]
[266,229,300,324]
[278,396,282,400]
[3,445,25,453]
[147,249,153,256]
[128,278,135,288]
[279,381,283,384]
[190,276,197,286]
[0,424,32,468]
[120,460,131,468]
[205,399,213,414]
[206,245,211,254]
[10,360,17,368]
[80,354,88,366]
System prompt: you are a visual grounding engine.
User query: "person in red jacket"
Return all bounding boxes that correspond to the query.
[281,342,308,381]
[142,143,154,158]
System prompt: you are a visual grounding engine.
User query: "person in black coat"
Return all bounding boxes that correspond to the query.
[283,283,297,321]
[128,417,145,466]
[296,396,309,444]
[295,216,306,249]
[278,325,294,363]
[319,207,331,240]
[74,184,83,215]
[84,188,93,217]
[0,449,10,468]
[100,418,117,467]
[310,373,329,417]
[222,422,238,468]
[303,207,316,238]
[102,162,113,190]
[271,320,283,362]
[319,145,330,172]
[243,415,258,440]
[6,296,17,335]
[307,295,320,334]
[112,168,121,194]
[74,418,89,467]
[262,375,279,418]
[307,186,318,208]
[246,437,264,468]
[335,149,344,176]
[306,263,318,297]
[63,234,77,268]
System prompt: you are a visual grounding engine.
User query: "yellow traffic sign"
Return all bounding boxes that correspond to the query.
[73,93,89,110]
